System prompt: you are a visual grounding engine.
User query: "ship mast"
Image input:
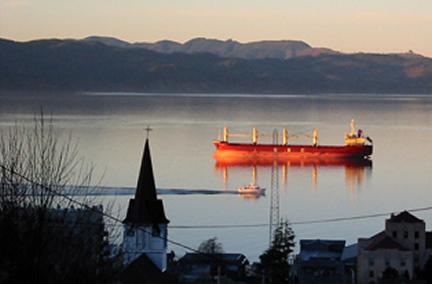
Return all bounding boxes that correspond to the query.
[283,128,288,145]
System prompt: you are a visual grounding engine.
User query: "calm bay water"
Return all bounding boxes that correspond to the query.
[1,92,432,262]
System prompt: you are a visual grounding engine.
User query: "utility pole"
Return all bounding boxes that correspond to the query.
[269,129,280,244]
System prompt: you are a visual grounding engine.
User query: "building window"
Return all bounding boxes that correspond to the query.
[369,270,374,278]
[403,231,408,239]
[385,258,390,266]
[152,226,160,236]
[401,259,406,266]
[393,231,397,238]
[126,228,135,236]
[415,231,419,239]
[414,243,419,250]
[369,258,375,266]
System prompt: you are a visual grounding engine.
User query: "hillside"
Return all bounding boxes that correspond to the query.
[1,38,432,94]
[83,36,338,60]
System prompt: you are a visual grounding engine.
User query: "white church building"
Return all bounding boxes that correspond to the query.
[122,137,170,271]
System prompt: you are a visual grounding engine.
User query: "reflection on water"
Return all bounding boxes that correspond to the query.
[4,92,432,263]
[215,158,372,196]
[238,192,266,200]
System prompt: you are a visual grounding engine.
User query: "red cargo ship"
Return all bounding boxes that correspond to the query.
[213,120,373,161]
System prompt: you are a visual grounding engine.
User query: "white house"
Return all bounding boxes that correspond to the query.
[357,211,432,284]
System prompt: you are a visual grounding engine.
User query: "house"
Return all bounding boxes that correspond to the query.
[178,253,249,283]
[296,239,349,284]
[357,211,432,284]
[115,253,176,284]
[122,137,170,271]
[46,205,107,264]
[0,203,107,282]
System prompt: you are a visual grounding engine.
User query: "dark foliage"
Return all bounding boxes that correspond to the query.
[0,116,116,284]
[198,237,224,254]
[381,266,399,279]
[0,205,113,284]
[416,256,432,283]
[260,220,295,283]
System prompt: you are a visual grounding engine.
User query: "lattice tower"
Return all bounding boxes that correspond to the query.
[269,129,280,245]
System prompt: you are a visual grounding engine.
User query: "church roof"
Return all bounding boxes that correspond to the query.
[123,139,169,225]
[387,211,424,224]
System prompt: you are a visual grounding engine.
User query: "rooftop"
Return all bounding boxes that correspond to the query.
[364,231,409,251]
[387,210,424,224]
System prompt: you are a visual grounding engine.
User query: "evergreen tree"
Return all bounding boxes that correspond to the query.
[260,219,295,283]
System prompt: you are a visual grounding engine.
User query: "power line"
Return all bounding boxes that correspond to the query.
[171,206,432,229]
[0,163,262,274]
[0,163,199,252]
[0,163,260,276]
[4,162,432,279]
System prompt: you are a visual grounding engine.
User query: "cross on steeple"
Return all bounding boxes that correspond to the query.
[145,126,153,139]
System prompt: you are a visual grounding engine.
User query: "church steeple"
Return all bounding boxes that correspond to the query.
[122,137,169,271]
[123,138,169,225]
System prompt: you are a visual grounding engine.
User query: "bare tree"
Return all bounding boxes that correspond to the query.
[0,113,116,284]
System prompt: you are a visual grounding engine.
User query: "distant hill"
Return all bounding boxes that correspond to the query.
[83,36,339,59]
[1,37,432,94]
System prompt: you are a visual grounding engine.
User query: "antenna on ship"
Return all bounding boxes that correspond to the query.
[269,129,280,245]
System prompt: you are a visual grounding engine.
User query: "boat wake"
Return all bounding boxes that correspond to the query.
[65,186,238,196]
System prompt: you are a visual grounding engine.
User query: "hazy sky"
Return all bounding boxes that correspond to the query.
[1,0,431,57]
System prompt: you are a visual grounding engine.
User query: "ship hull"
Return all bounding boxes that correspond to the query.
[213,141,373,161]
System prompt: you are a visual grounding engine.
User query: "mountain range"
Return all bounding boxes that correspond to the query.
[1,37,431,94]
[83,36,339,60]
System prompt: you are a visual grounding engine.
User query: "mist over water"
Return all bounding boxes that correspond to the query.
[2,91,432,261]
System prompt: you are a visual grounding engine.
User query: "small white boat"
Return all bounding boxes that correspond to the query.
[238,183,265,195]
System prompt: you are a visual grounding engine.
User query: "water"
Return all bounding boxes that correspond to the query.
[1,91,432,262]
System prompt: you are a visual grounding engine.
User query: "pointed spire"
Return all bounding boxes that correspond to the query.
[135,139,157,202]
[123,138,169,225]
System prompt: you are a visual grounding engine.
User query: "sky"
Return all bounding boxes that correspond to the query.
[1,0,432,57]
